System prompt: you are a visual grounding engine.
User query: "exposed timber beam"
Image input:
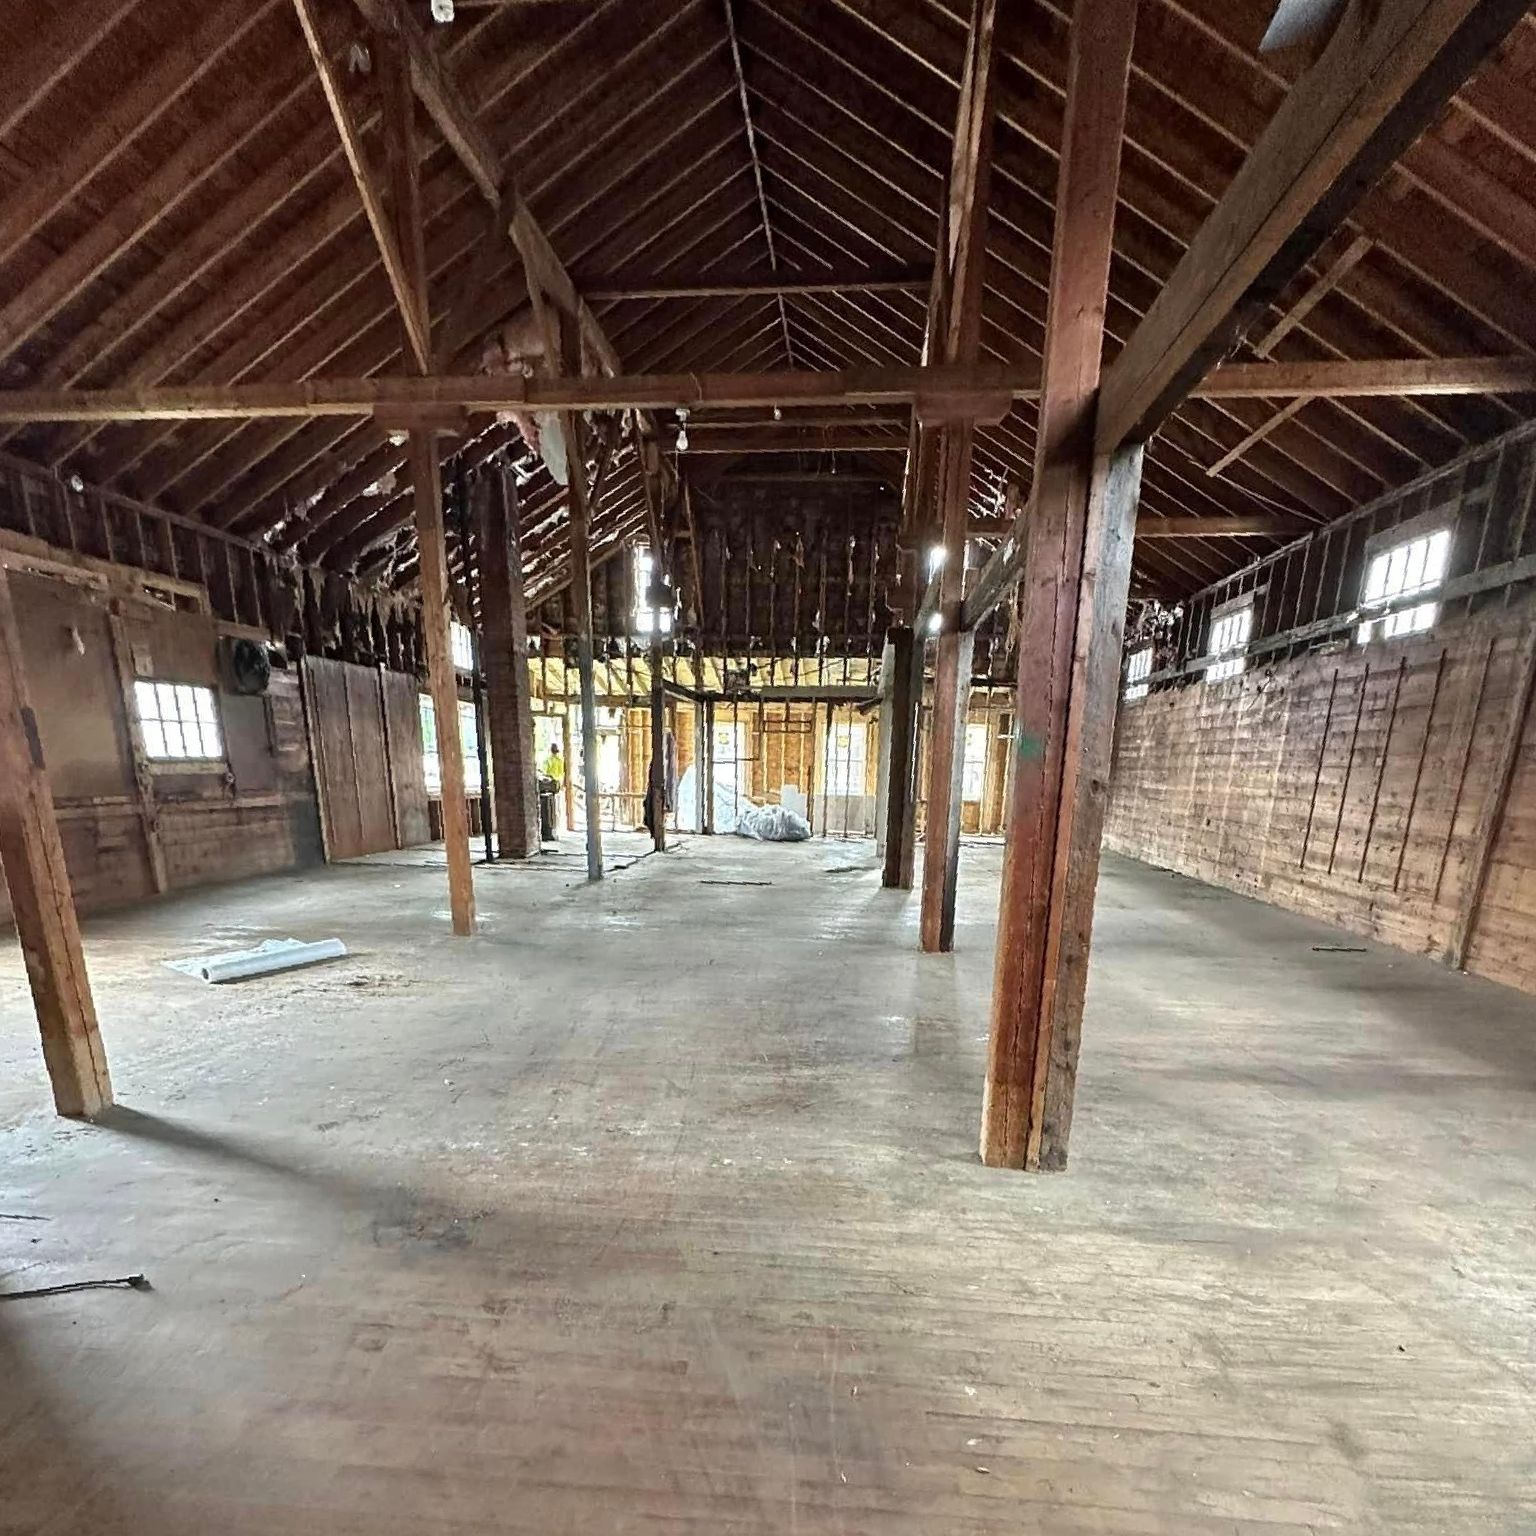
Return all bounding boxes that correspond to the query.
[352,0,501,204]
[3,357,1532,424]
[410,430,476,933]
[292,0,433,373]
[982,0,1138,1171]
[963,512,1315,541]
[921,0,999,958]
[582,266,930,301]
[1205,398,1309,478]
[0,566,113,1118]
[1253,235,1374,358]
[722,0,795,366]
[1095,0,1533,454]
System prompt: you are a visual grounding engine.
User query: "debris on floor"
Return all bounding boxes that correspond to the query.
[0,1273,151,1302]
[699,879,773,887]
[165,937,348,984]
[1312,944,1368,953]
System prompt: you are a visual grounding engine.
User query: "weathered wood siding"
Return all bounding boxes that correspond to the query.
[1106,595,1536,995]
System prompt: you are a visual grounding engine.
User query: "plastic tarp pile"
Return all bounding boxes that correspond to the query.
[675,766,813,841]
[735,803,812,842]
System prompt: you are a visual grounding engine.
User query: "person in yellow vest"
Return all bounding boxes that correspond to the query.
[541,741,565,788]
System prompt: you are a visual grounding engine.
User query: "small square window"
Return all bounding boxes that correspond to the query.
[1124,645,1152,701]
[134,680,223,761]
[1205,601,1252,683]
[450,621,475,672]
[1357,527,1449,645]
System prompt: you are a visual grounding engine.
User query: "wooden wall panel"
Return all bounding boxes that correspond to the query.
[1107,595,1536,995]
[1,576,323,925]
[303,656,430,860]
[380,669,429,849]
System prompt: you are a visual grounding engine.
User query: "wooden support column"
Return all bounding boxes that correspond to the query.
[984,447,1144,1169]
[921,428,979,950]
[560,706,576,832]
[0,566,112,1117]
[874,634,895,862]
[981,0,1137,1170]
[409,430,475,933]
[479,465,541,859]
[702,697,716,834]
[882,625,920,890]
[648,639,666,853]
[916,0,998,952]
[921,620,974,946]
[566,430,604,882]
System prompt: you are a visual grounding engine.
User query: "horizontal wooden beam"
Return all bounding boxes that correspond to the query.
[962,512,1314,540]
[670,426,904,453]
[0,357,1531,424]
[1133,513,1316,539]
[582,266,931,301]
[1202,356,1536,399]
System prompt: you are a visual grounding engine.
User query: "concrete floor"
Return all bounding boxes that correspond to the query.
[2,836,1534,1534]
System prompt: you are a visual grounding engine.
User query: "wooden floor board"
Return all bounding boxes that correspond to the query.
[1,837,1533,1532]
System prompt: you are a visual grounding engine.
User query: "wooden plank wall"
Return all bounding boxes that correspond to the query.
[1106,592,1536,994]
[303,656,428,861]
[0,567,323,922]
[381,669,431,848]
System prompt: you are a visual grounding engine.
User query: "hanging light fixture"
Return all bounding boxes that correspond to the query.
[430,0,454,22]
[675,407,690,454]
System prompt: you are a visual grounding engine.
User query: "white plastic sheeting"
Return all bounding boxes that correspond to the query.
[735,804,812,842]
[675,765,811,839]
[165,937,348,985]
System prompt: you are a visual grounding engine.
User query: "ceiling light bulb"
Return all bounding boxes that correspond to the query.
[676,426,689,452]
[927,612,942,635]
[430,0,454,21]
[68,473,84,493]
[927,544,946,574]
[387,429,408,447]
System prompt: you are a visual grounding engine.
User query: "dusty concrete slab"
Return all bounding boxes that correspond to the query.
[1,841,1534,1533]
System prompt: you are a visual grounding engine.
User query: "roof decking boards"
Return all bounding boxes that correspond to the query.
[0,0,1532,602]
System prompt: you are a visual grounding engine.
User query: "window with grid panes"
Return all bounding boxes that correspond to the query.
[133,681,223,761]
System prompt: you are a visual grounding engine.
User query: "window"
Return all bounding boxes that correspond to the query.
[822,720,868,797]
[1205,601,1252,683]
[633,547,673,636]
[419,695,482,795]
[961,722,990,802]
[1124,646,1153,701]
[133,681,223,761]
[450,621,475,672]
[1357,526,1450,645]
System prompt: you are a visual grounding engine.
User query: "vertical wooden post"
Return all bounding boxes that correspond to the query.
[455,481,495,866]
[921,429,978,948]
[560,705,576,832]
[984,447,1144,1168]
[882,625,920,889]
[566,438,605,882]
[874,634,895,862]
[409,430,475,935]
[981,0,1138,1170]
[479,466,542,859]
[702,697,716,833]
[914,0,998,946]
[648,637,667,853]
[0,567,112,1117]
